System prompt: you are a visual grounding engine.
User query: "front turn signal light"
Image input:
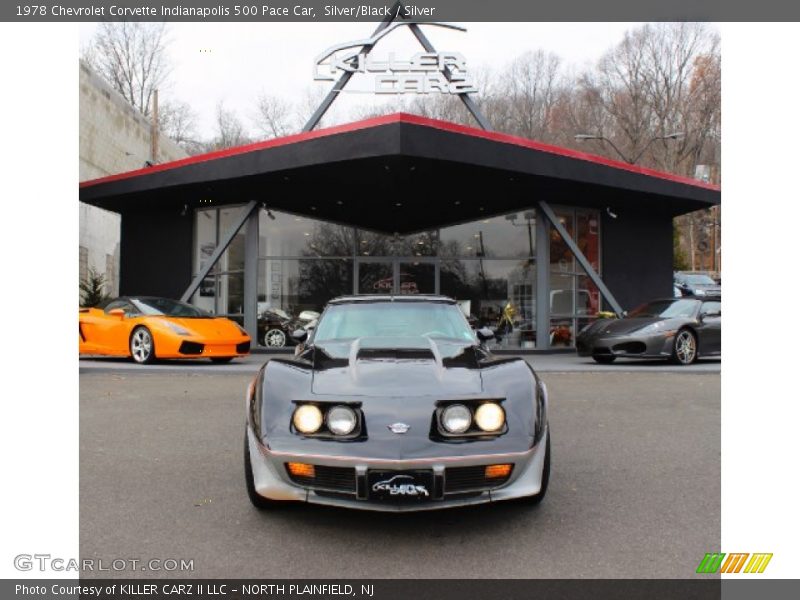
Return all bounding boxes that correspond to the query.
[485,464,513,479]
[287,462,315,478]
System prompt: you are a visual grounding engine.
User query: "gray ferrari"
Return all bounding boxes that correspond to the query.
[576,297,720,365]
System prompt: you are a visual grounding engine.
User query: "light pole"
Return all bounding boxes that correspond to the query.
[574,132,684,165]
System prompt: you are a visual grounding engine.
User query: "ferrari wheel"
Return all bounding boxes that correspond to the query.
[211,357,234,364]
[130,327,155,364]
[263,328,286,348]
[527,431,550,505]
[592,355,616,364]
[244,431,280,510]
[671,329,697,365]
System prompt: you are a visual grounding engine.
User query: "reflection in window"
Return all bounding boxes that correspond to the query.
[439,211,536,258]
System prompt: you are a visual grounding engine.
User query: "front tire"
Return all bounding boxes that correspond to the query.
[263,328,286,348]
[671,329,697,365]
[527,431,551,505]
[244,431,279,510]
[130,326,156,364]
[593,355,616,364]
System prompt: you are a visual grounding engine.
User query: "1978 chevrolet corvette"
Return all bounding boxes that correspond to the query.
[244,295,550,512]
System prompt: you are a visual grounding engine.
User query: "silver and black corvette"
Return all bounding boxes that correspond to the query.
[244,295,550,512]
[576,297,721,365]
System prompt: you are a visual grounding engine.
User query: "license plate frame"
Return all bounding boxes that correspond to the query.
[368,470,434,502]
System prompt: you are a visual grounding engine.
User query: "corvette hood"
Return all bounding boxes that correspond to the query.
[310,337,483,397]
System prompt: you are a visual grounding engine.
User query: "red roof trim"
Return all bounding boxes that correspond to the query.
[80,112,720,192]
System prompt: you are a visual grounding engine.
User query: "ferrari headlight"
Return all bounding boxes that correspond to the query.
[292,404,323,434]
[474,402,505,432]
[165,321,190,336]
[441,404,472,434]
[326,405,357,436]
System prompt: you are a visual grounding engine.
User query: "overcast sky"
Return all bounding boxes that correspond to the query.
[79,22,669,139]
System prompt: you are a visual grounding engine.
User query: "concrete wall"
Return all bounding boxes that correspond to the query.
[78,60,187,299]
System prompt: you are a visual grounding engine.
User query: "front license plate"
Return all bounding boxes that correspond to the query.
[368,470,434,501]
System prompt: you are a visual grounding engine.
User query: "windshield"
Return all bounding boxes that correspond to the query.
[314,302,476,343]
[131,297,211,318]
[684,274,716,285]
[628,299,700,319]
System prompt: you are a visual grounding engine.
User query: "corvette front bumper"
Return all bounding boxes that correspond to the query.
[246,426,548,512]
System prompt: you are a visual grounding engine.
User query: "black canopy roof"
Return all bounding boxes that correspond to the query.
[80,113,720,234]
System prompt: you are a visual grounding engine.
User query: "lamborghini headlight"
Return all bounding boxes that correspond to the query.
[292,404,323,434]
[165,321,190,336]
[441,404,472,434]
[474,402,505,432]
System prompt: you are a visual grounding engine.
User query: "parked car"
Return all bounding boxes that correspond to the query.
[244,295,551,511]
[258,308,320,348]
[576,297,721,365]
[674,271,721,297]
[79,296,250,364]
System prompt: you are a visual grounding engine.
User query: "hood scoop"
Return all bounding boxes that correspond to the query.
[311,336,482,397]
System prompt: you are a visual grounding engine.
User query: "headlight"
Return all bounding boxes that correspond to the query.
[441,404,472,434]
[165,321,190,336]
[637,322,678,336]
[326,405,357,436]
[474,402,505,432]
[292,405,323,434]
[694,289,706,296]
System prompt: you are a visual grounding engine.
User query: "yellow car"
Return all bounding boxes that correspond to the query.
[79,296,251,364]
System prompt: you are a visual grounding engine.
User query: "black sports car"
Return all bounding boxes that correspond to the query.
[244,295,551,512]
[576,297,721,365]
[674,271,721,297]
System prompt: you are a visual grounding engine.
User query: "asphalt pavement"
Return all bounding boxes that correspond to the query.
[79,351,721,374]
[79,365,720,578]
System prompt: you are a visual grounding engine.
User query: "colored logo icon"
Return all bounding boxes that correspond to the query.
[696,553,773,574]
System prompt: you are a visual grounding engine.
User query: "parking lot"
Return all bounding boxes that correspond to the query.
[79,353,719,579]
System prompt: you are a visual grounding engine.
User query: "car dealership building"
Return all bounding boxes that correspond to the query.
[79,111,720,351]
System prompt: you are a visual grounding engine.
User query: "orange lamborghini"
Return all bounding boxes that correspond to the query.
[79,296,251,364]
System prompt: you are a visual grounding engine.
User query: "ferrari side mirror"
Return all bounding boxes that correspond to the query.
[291,329,308,343]
[108,308,125,319]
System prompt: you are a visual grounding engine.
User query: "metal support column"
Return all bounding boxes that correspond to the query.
[403,22,493,131]
[535,208,550,350]
[180,200,258,303]
[302,8,397,132]
[243,209,259,343]
[537,200,624,316]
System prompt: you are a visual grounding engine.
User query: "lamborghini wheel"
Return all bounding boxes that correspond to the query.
[130,326,155,364]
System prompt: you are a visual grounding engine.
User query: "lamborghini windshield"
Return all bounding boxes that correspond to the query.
[131,297,211,318]
[314,301,476,343]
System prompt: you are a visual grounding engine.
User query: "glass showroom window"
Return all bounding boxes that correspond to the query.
[192,207,246,321]
[256,258,353,347]
[548,207,602,347]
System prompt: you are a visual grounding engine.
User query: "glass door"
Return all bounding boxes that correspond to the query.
[357,260,395,295]
[356,259,438,294]
[398,261,436,295]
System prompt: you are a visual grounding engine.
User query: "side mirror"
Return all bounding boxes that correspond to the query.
[108,308,125,319]
[476,327,495,342]
[291,329,308,343]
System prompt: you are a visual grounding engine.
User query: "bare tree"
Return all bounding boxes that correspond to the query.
[253,93,294,138]
[158,100,199,149]
[84,23,170,117]
[208,102,249,150]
